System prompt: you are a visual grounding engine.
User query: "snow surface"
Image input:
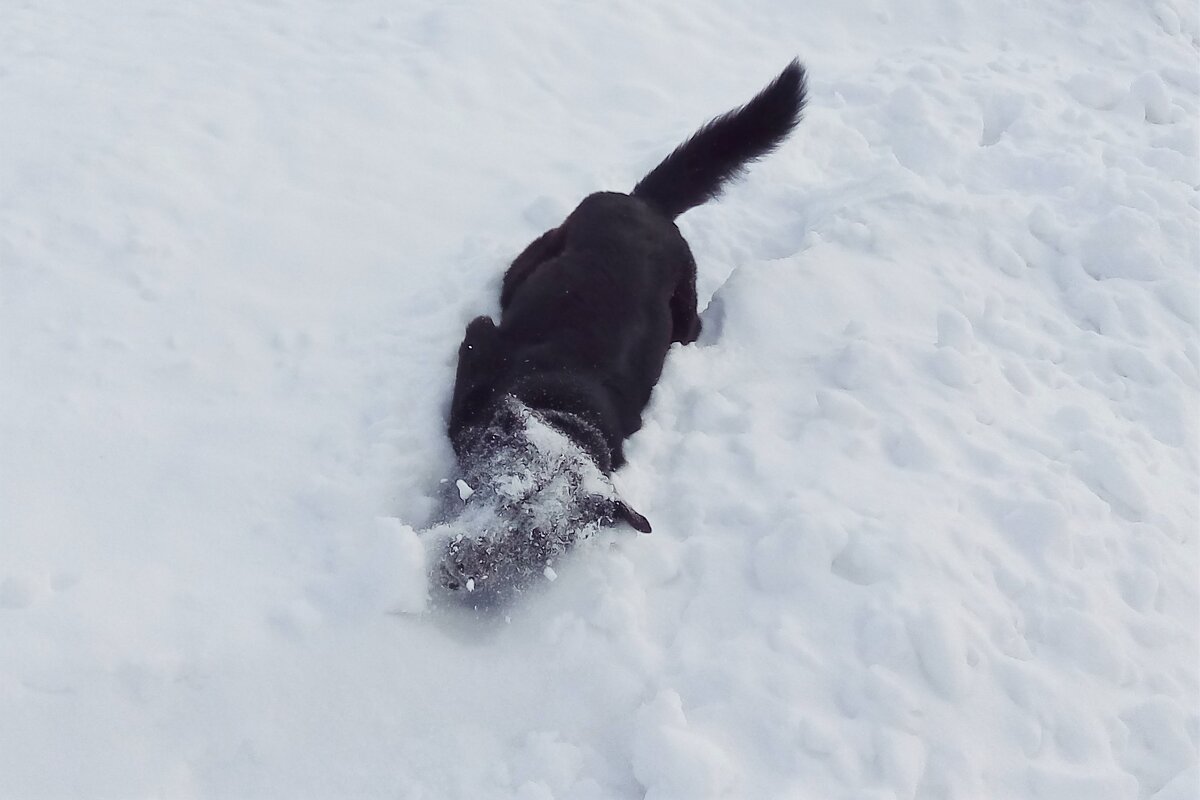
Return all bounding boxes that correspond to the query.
[2,0,1198,798]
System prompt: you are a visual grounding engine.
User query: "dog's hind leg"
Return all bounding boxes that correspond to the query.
[670,252,702,344]
[500,226,565,311]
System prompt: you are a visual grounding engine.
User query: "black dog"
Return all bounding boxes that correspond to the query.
[438,60,807,599]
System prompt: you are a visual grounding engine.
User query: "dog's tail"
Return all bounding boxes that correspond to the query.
[631,59,807,220]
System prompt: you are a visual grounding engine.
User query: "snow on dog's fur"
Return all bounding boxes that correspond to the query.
[430,398,626,602]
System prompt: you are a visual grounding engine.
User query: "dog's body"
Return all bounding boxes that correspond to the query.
[449,192,699,476]
[439,60,807,598]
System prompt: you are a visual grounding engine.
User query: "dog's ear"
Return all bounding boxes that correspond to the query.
[615,499,652,534]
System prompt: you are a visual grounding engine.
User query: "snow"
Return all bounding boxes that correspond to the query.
[2,0,1197,798]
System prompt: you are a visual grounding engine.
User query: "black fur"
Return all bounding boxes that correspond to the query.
[440,60,807,597]
[632,59,807,219]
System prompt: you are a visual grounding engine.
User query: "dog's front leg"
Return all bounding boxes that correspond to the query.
[448,316,505,442]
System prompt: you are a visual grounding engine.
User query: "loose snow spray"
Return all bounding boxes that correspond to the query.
[426,400,628,605]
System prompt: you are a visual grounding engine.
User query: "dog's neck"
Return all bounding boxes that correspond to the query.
[509,373,620,473]
[533,407,613,474]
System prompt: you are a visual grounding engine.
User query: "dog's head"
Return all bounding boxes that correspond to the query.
[436,397,649,601]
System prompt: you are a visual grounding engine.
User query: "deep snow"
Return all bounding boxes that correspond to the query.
[1,0,1197,798]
